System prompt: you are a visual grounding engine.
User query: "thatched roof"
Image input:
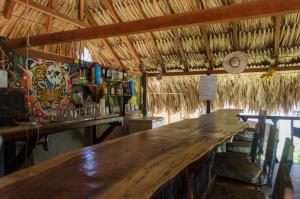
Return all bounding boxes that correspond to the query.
[147,72,300,114]
[1,0,300,73]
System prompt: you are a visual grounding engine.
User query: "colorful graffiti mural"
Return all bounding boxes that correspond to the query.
[17,58,72,117]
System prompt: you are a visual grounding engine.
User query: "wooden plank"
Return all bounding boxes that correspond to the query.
[13,48,75,64]
[79,0,84,21]
[45,0,56,32]
[5,0,300,49]
[0,110,247,199]
[102,0,142,68]
[147,65,300,76]
[3,0,15,19]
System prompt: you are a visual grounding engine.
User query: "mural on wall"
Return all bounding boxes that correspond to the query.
[14,57,72,117]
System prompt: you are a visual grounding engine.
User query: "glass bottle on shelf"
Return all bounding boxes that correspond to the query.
[123,70,128,81]
[102,81,107,96]
[107,68,111,80]
[110,85,115,95]
[107,83,111,95]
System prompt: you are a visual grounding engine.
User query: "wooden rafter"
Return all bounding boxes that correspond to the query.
[148,66,300,77]
[10,0,123,69]
[13,0,86,27]
[162,0,189,71]
[45,0,56,32]
[132,0,165,72]
[14,48,75,64]
[3,0,15,19]
[79,0,84,21]
[273,16,282,67]
[102,0,142,69]
[5,0,300,49]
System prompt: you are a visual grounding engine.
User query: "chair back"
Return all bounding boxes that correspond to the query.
[281,138,294,171]
[273,162,293,199]
[250,110,267,163]
[263,125,279,184]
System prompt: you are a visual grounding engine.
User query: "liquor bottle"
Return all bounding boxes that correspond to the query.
[95,65,101,85]
[107,68,111,79]
[102,81,107,96]
[91,65,95,84]
[123,69,128,81]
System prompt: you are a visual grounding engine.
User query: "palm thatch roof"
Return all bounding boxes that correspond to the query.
[1,0,300,73]
[147,72,300,114]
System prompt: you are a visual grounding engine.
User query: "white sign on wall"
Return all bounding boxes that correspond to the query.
[199,75,217,100]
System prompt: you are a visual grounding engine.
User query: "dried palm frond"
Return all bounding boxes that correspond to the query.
[148,72,300,114]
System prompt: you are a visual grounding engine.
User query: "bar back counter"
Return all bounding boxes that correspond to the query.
[0,109,247,199]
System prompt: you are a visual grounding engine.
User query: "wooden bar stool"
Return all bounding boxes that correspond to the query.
[215,125,278,186]
[208,138,293,199]
[207,162,292,199]
[216,110,267,163]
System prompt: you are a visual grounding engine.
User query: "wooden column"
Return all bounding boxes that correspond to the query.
[142,73,148,117]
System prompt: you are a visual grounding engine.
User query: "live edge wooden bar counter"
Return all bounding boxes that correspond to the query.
[0,109,247,199]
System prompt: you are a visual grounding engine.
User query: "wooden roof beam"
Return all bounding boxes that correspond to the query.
[45,0,56,32]
[3,0,15,19]
[5,0,300,49]
[147,66,300,77]
[132,0,166,73]
[102,0,142,69]
[11,0,124,69]
[273,16,282,67]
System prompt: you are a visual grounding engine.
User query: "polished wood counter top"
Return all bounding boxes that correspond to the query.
[0,114,122,140]
[0,109,247,199]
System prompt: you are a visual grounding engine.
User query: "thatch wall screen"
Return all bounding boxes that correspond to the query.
[147,72,300,114]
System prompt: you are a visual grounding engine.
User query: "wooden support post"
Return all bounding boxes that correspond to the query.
[291,120,294,143]
[142,73,148,117]
[206,100,211,114]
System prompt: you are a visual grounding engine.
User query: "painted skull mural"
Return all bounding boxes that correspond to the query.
[26,59,71,117]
